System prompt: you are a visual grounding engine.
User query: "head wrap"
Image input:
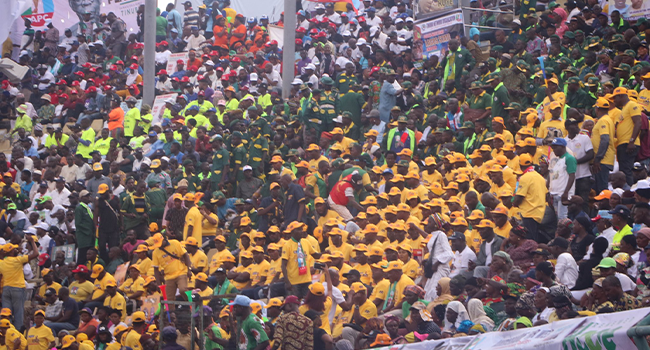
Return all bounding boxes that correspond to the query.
[404,285,425,299]
[493,251,513,265]
[516,292,536,311]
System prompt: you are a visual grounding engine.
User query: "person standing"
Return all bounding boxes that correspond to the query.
[281,222,318,298]
[75,190,95,266]
[0,234,38,331]
[151,233,192,308]
[548,138,577,220]
[183,193,202,241]
[95,184,120,264]
[271,296,313,350]
[379,69,402,123]
[230,295,269,350]
[513,154,549,243]
[613,87,642,186]
[591,98,616,193]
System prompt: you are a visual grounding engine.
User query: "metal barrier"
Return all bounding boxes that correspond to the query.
[628,312,650,350]
[158,300,205,350]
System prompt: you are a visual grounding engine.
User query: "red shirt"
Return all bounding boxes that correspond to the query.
[329,175,354,206]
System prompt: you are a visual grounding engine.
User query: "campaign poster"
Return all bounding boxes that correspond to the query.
[414,0,459,20]
[114,262,129,286]
[609,0,650,20]
[151,93,177,125]
[413,10,464,61]
[21,0,144,33]
[166,52,189,75]
[52,244,76,263]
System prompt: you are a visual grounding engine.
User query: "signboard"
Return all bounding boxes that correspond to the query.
[414,0,459,20]
[142,293,161,323]
[413,10,464,61]
[52,244,76,263]
[166,52,189,75]
[114,262,129,286]
[20,0,144,34]
[609,1,650,20]
[151,93,177,125]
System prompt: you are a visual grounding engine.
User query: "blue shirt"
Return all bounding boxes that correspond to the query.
[167,9,182,31]
[146,139,165,157]
[216,198,236,222]
[379,81,397,123]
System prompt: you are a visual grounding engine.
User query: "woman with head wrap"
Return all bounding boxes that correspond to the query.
[555,218,574,239]
[467,298,495,332]
[570,215,596,262]
[443,301,469,333]
[406,301,442,338]
[514,317,532,329]
[551,7,569,38]
[504,226,538,271]
[489,251,514,280]
[402,285,427,319]
[383,315,407,345]
[515,292,537,320]
[427,277,454,309]
[587,277,615,313]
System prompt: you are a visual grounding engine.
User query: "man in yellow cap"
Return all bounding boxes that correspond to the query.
[340,282,378,344]
[183,193,203,241]
[538,101,566,143]
[124,311,147,350]
[591,97,616,193]
[185,237,208,274]
[281,221,318,298]
[103,279,126,321]
[0,234,38,330]
[119,265,145,302]
[513,154,548,242]
[613,87,642,185]
[133,245,154,277]
[194,273,213,305]
[241,246,270,299]
[151,233,193,308]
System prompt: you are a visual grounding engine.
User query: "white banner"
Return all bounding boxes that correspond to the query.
[166,52,189,75]
[151,93,177,125]
[268,24,284,49]
[461,308,650,350]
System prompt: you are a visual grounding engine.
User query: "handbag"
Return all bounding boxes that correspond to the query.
[422,232,439,278]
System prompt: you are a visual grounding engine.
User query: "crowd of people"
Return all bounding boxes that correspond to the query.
[1,0,650,349]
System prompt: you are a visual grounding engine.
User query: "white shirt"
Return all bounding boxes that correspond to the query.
[112,184,125,198]
[555,252,579,289]
[485,239,494,266]
[366,16,382,27]
[38,71,55,90]
[629,251,640,279]
[323,282,344,323]
[548,153,576,196]
[75,163,92,181]
[60,164,79,184]
[38,234,52,255]
[427,230,454,265]
[450,245,476,277]
[327,13,342,25]
[47,188,71,207]
[585,227,616,257]
[565,134,593,179]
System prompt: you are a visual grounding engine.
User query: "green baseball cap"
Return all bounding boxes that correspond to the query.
[402,81,413,88]
[491,45,503,52]
[615,63,631,72]
[505,102,522,110]
[567,76,580,84]
[564,31,575,39]
[461,121,475,129]
[321,76,334,85]
[597,257,617,269]
[470,81,484,89]
[397,115,408,123]
[585,77,600,86]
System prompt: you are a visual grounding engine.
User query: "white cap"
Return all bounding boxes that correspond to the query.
[306,63,316,70]
[406,17,414,22]
[633,179,650,191]
[342,30,351,36]
[250,72,258,81]
[612,188,625,197]
[218,99,226,106]
[370,145,380,154]
[19,50,29,57]
[142,158,152,166]
[33,170,42,176]
[315,3,325,9]
[161,156,170,162]
[357,38,367,45]
[397,37,406,43]
[332,115,343,123]
[35,222,49,230]
[513,19,521,25]
[205,60,214,66]
[93,40,104,46]
[25,227,37,235]
[369,26,378,35]
[395,18,404,24]
[164,98,175,104]
[292,78,303,85]
[502,53,512,59]
[243,165,253,171]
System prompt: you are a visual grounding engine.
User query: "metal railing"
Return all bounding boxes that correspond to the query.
[158,300,205,350]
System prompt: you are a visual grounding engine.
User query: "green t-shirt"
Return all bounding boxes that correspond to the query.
[402,299,430,319]
[156,16,168,36]
[238,313,268,350]
[205,324,223,350]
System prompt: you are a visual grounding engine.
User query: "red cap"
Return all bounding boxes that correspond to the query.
[197,75,204,81]
[371,66,380,74]
[295,39,303,45]
[210,50,219,56]
[296,27,306,33]
[56,80,66,85]
[72,265,89,273]
[85,86,97,93]
[82,62,92,68]
[329,22,336,28]
[358,16,366,22]
[71,81,80,86]
[202,54,210,59]
[89,68,96,72]
[74,71,84,78]
[38,253,50,266]
[309,28,318,34]
[131,55,138,61]
[129,84,137,89]
[189,66,198,72]
[58,93,69,99]
[270,40,278,45]
[86,78,95,84]
[116,60,124,65]
[180,76,190,83]
[159,41,168,46]
[231,57,240,63]
[103,85,112,91]
[130,63,138,70]
[177,59,185,64]
[216,67,224,72]
[171,77,179,82]
[321,18,329,23]
[198,90,205,96]
[158,69,168,75]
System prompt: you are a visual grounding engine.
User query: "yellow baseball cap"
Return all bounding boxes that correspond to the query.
[476,219,496,228]
[264,298,283,308]
[383,261,404,272]
[195,273,209,283]
[98,183,109,194]
[90,265,104,278]
[350,282,367,293]
[467,210,485,220]
[132,311,147,323]
[309,282,325,295]
[61,335,76,349]
[491,205,509,216]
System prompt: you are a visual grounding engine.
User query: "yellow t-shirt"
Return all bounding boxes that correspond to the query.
[26,324,55,350]
[190,250,209,273]
[104,293,127,321]
[401,259,420,280]
[639,89,650,112]
[135,257,154,277]
[326,243,354,262]
[494,221,513,239]
[152,240,188,281]
[123,330,142,350]
[309,156,330,173]
[392,275,415,305]
[5,327,26,350]
[541,92,566,121]
[616,101,642,147]
[250,260,270,286]
[467,229,481,252]
[92,273,117,299]
[281,239,315,285]
[202,213,220,237]
[353,263,373,285]
[339,299,377,329]
[230,264,254,290]
[265,258,283,285]
[537,118,567,139]
[490,182,513,200]
[119,276,145,299]
[421,170,443,187]
[591,114,616,166]
[38,282,62,298]
[198,286,213,305]
[0,255,29,288]
[300,297,333,334]
[183,207,204,241]
[370,279,390,301]
[69,280,94,302]
[515,171,547,223]
[208,249,233,274]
